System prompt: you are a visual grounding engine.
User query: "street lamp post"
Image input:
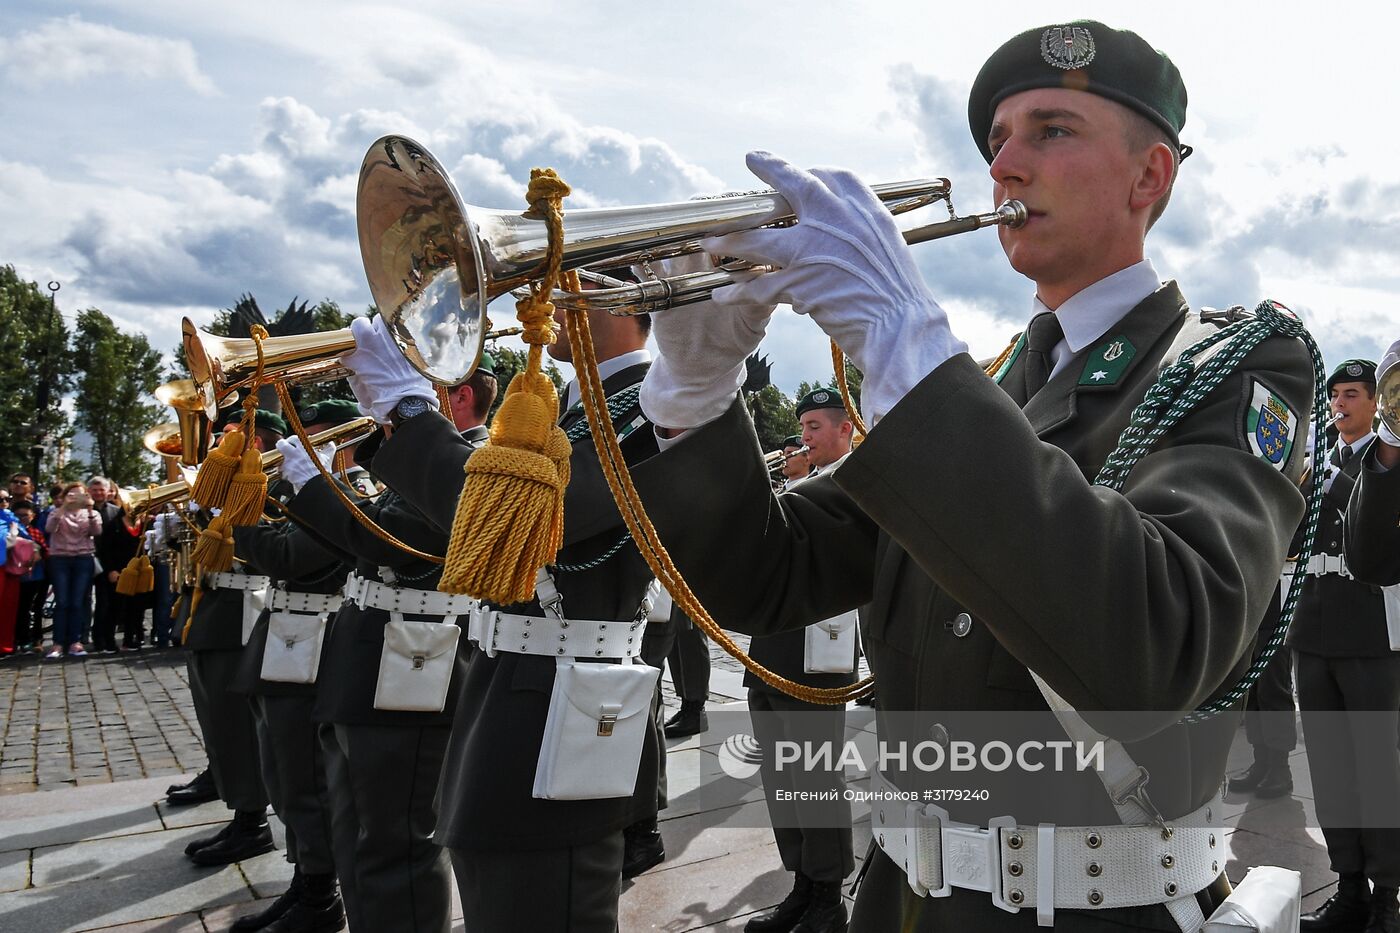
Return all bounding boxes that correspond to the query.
[32,281,60,485]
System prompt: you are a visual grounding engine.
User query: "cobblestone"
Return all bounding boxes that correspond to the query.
[0,650,205,796]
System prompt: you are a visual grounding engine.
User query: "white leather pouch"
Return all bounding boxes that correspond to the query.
[260,612,328,684]
[372,619,461,712]
[1383,584,1400,651]
[804,609,859,674]
[532,657,660,800]
[1203,866,1300,932]
[242,585,270,646]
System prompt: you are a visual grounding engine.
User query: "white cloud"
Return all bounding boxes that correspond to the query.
[0,14,216,95]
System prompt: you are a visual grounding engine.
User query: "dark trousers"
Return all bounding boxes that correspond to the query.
[667,612,711,703]
[150,563,174,646]
[1243,643,1297,754]
[0,574,19,651]
[187,649,268,813]
[91,573,115,647]
[253,695,334,875]
[748,689,854,883]
[1296,650,1400,886]
[47,555,92,647]
[17,580,48,647]
[451,832,624,933]
[323,722,452,933]
[112,591,150,648]
[641,620,676,811]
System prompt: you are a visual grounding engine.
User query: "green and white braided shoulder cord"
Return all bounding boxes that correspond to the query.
[1090,300,1328,723]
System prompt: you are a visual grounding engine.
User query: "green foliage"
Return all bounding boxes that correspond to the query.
[73,309,164,486]
[746,384,799,452]
[484,345,566,423]
[0,266,75,482]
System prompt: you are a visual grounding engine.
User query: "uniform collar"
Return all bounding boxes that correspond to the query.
[1031,260,1161,378]
[1337,432,1376,460]
[565,349,651,410]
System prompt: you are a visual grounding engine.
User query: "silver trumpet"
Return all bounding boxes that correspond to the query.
[353,135,1026,384]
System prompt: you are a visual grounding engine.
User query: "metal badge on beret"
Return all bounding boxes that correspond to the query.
[813,391,830,404]
[301,406,319,422]
[1041,24,1096,70]
[1348,363,1364,377]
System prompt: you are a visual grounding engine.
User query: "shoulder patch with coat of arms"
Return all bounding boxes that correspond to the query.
[1245,380,1296,470]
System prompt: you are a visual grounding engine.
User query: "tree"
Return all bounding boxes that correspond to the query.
[0,266,75,483]
[746,384,799,452]
[74,309,164,485]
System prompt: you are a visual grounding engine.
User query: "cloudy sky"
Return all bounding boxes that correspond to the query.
[4,1,1397,397]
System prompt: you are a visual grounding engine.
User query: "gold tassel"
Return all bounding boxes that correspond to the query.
[136,556,155,594]
[438,370,570,603]
[192,514,235,573]
[191,430,244,510]
[437,168,575,605]
[223,445,268,526]
[170,593,183,621]
[115,557,142,596]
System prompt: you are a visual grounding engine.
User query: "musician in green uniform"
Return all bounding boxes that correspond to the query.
[629,20,1313,932]
[182,409,286,867]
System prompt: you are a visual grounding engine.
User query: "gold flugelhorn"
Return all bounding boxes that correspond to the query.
[1378,357,1400,436]
[154,380,211,466]
[353,134,1020,380]
[125,417,377,515]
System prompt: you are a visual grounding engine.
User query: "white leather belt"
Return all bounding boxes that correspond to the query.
[204,572,272,592]
[467,607,645,660]
[1304,553,1351,578]
[869,769,1222,923]
[343,573,478,619]
[268,590,343,614]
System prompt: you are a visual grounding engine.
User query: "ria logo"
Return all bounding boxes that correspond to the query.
[716,733,763,780]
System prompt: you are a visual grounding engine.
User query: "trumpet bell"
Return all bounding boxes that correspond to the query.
[1379,357,1400,436]
[155,380,212,465]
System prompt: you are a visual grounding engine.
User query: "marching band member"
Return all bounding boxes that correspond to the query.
[338,308,661,933]
[629,20,1313,932]
[274,367,494,933]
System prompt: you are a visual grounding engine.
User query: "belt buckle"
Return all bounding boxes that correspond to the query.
[469,608,500,658]
[918,803,951,898]
[986,816,1021,914]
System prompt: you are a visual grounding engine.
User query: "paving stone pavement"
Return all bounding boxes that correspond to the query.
[0,635,1339,932]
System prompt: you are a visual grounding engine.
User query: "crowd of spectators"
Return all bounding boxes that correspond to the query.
[0,472,165,662]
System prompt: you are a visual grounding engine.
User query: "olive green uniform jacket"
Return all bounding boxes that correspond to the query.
[634,284,1312,930]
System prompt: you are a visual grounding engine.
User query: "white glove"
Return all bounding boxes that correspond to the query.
[704,151,967,424]
[145,530,159,554]
[638,252,776,430]
[276,438,336,494]
[339,316,440,424]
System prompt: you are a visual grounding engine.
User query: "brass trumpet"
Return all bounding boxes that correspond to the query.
[353,135,1024,378]
[154,380,211,466]
[125,417,377,515]
[763,445,810,469]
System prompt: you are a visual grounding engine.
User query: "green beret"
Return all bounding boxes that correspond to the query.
[1327,359,1378,391]
[219,408,288,437]
[478,350,497,374]
[968,20,1188,163]
[782,434,803,449]
[795,388,845,418]
[296,398,363,427]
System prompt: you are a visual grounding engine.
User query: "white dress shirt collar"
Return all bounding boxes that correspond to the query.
[1029,259,1162,378]
[565,349,651,410]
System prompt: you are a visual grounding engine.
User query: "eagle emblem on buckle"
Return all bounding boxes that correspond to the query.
[1041,25,1096,70]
